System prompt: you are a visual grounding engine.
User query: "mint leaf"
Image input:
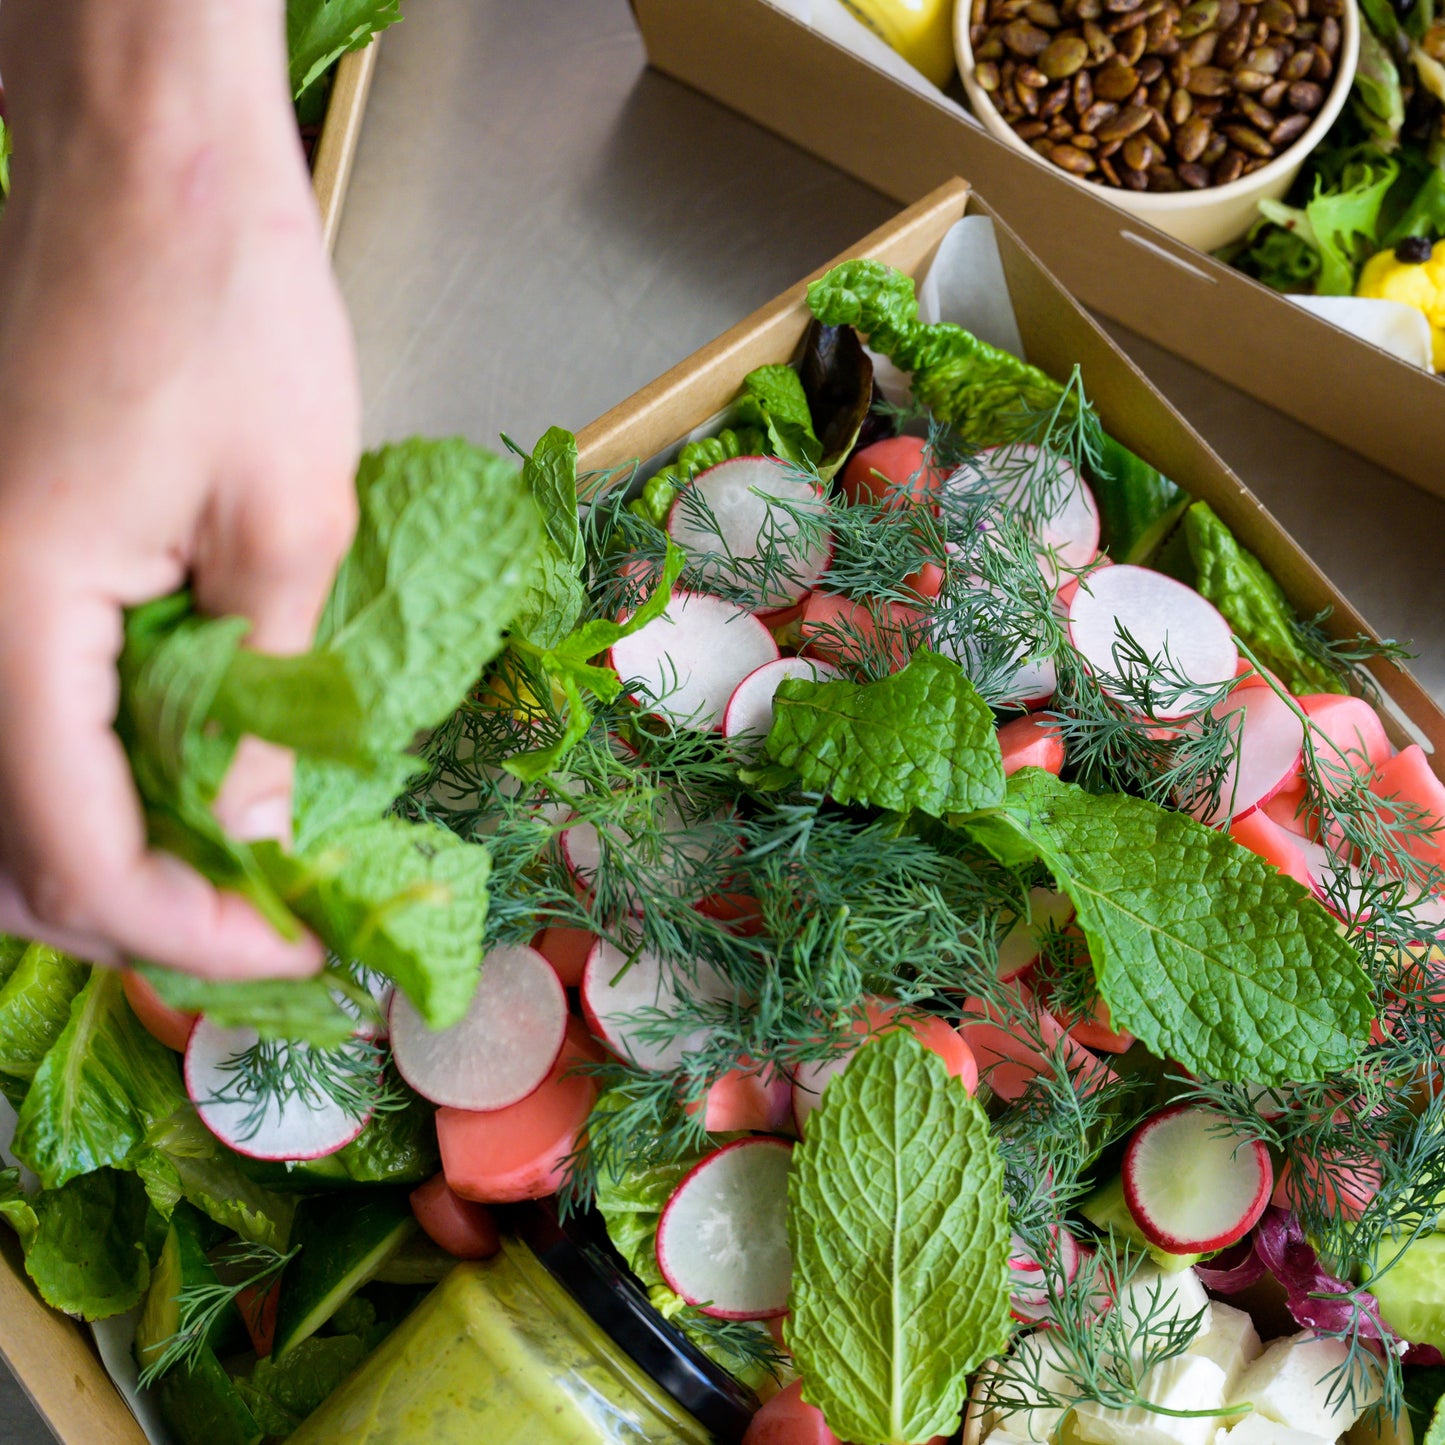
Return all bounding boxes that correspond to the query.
[211,648,370,762]
[765,650,1005,816]
[23,1168,152,1320]
[512,428,586,648]
[317,438,543,754]
[286,0,401,100]
[135,965,357,1049]
[975,770,1373,1083]
[13,971,189,1190]
[787,1030,1011,1445]
[0,944,90,1105]
[292,752,423,854]
[257,819,490,1030]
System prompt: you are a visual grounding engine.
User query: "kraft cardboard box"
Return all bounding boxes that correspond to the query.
[2,179,1437,1445]
[630,0,1445,503]
[314,42,380,253]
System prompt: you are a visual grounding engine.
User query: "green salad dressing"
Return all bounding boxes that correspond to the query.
[288,1240,712,1444]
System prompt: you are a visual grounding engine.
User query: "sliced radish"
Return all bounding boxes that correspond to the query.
[932,575,1057,708]
[533,926,596,989]
[1054,993,1135,1055]
[959,991,1116,1103]
[1123,1104,1272,1253]
[389,944,567,1111]
[1369,745,1445,873]
[741,1378,842,1445]
[1010,1225,1083,1320]
[791,997,978,1132]
[609,590,779,731]
[798,592,922,673]
[656,1138,793,1319]
[1186,687,1305,826]
[1262,775,1314,838]
[723,657,843,741]
[686,1062,794,1134]
[998,714,1066,778]
[1230,808,1315,891]
[995,888,1077,983]
[186,1020,372,1161]
[1056,555,1114,609]
[1067,565,1238,720]
[668,457,834,612]
[840,435,945,510]
[122,969,197,1053]
[581,938,736,1071]
[410,1174,501,1260]
[948,444,1101,587]
[1300,693,1393,783]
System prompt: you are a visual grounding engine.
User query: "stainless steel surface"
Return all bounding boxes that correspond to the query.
[2,0,1441,1436]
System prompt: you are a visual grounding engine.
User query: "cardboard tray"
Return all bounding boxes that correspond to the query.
[630,0,1445,502]
[1,179,1437,1445]
[313,42,380,254]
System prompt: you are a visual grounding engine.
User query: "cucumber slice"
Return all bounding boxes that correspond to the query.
[155,1347,263,1445]
[272,1190,417,1358]
[1079,1174,1203,1272]
[135,1205,247,1373]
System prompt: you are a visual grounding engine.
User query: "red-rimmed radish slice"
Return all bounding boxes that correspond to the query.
[1123,1104,1272,1253]
[798,593,921,672]
[1066,565,1238,719]
[791,997,977,1132]
[1055,555,1114,610]
[437,1022,598,1204]
[741,1379,841,1445]
[686,1062,793,1134]
[534,927,596,988]
[350,966,395,1041]
[122,969,197,1053]
[959,991,1116,1103]
[1230,808,1315,890]
[667,457,834,612]
[932,575,1057,707]
[1010,1225,1083,1319]
[609,591,779,731]
[409,1174,501,1260]
[1370,745,1445,872]
[998,715,1066,778]
[1301,693,1393,780]
[1186,687,1305,826]
[839,435,945,510]
[656,1138,793,1319]
[185,1021,372,1161]
[390,944,566,1111]
[995,887,1076,983]
[950,444,1101,586]
[723,657,843,741]
[581,938,736,1071]
[1262,775,1314,838]
[1272,1148,1381,1222]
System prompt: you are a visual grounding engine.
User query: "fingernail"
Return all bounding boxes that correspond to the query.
[231,794,292,844]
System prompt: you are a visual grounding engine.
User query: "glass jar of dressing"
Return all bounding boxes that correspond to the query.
[288,1208,758,1444]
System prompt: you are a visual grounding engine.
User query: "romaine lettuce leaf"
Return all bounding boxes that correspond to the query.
[0,944,90,1106]
[787,1030,1011,1444]
[0,1169,37,1252]
[734,364,822,470]
[635,425,767,527]
[286,0,401,101]
[511,427,587,648]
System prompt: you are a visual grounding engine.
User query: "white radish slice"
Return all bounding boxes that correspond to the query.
[1123,1104,1272,1253]
[560,799,736,910]
[389,944,567,1111]
[186,1020,372,1161]
[1010,1226,1083,1319]
[667,456,834,612]
[349,965,396,1041]
[932,575,1058,707]
[948,444,1101,586]
[609,590,780,731]
[1187,687,1305,826]
[996,887,1077,982]
[656,1138,794,1319]
[1067,565,1238,720]
[723,657,843,741]
[582,938,736,1071]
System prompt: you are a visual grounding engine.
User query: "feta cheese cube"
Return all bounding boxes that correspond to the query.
[1073,1353,1228,1445]
[1112,1267,1211,1356]
[1229,1330,1381,1438]
[992,1331,1075,1443]
[1187,1303,1262,1392]
[1212,1415,1335,1443]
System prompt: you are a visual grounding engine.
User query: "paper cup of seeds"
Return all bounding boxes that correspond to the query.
[956,0,1359,250]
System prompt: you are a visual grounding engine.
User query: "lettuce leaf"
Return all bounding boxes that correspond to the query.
[511,427,587,648]
[634,426,767,528]
[286,0,401,101]
[0,116,11,203]
[800,320,875,478]
[13,970,189,1190]
[970,771,1374,1084]
[786,1030,1011,1444]
[0,1169,37,1252]
[0,944,90,1106]
[1173,500,1344,695]
[21,1168,153,1320]
[765,650,1005,817]
[734,365,822,470]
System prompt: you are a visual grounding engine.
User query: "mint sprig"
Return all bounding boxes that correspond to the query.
[786,1030,1012,1445]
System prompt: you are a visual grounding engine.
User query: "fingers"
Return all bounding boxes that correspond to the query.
[0,583,322,979]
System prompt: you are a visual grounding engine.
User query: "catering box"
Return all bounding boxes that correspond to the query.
[313,42,380,253]
[1,179,1438,1445]
[629,0,1445,503]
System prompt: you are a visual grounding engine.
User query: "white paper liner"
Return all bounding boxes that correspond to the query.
[1286,294,1434,371]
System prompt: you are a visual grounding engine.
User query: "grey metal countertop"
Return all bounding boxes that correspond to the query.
[2,0,1442,1437]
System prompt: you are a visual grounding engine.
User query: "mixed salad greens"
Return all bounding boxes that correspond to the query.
[2,250,1445,1445]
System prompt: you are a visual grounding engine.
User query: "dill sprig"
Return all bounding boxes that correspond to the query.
[1290,607,1414,703]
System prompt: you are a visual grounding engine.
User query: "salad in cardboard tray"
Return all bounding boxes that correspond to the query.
[3,241,1445,1445]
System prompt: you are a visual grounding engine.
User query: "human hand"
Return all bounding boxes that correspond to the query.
[0,1,360,977]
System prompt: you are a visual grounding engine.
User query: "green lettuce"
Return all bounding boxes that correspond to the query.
[0,115,10,203]
[510,427,587,648]
[1171,500,1345,695]
[765,650,1005,817]
[968,770,1374,1084]
[787,1030,1011,1444]
[286,0,401,102]
[0,943,90,1106]
[235,1335,371,1436]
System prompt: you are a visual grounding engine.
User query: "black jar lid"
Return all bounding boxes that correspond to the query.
[511,1202,760,1444]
